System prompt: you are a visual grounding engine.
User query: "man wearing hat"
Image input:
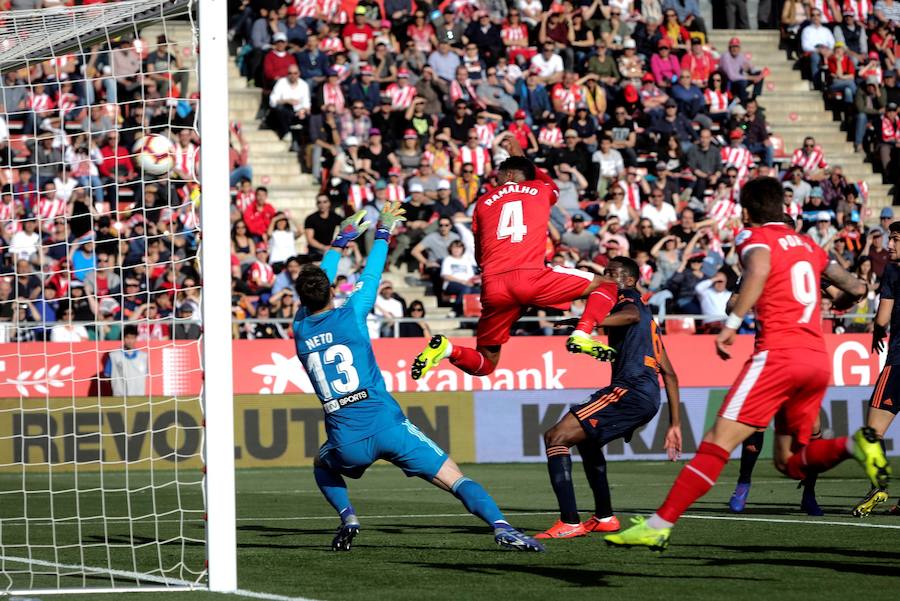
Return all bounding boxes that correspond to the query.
[560,214,599,258]
[718,36,767,104]
[348,67,381,112]
[385,68,417,110]
[433,179,466,221]
[343,5,375,62]
[879,101,900,171]
[805,208,837,247]
[834,8,868,64]
[721,127,752,184]
[649,98,697,151]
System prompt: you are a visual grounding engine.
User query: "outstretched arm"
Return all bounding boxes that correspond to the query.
[347,201,406,320]
[321,210,370,283]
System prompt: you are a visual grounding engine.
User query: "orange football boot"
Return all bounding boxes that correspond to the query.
[582,515,621,533]
[534,520,588,539]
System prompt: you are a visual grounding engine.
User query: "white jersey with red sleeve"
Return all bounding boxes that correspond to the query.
[735,222,830,353]
[472,168,559,276]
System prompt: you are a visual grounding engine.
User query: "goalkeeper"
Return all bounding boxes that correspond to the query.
[292,202,544,553]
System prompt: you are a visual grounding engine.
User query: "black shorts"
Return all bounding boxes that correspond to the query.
[570,385,660,446]
[870,364,900,415]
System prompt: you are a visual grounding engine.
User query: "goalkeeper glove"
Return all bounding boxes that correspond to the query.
[873,323,888,354]
[374,201,407,241]
[332,210,370,248]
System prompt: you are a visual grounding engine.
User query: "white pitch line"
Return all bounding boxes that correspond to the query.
[1,555,321,601]
[231,588,321,601]
[676,514,900,529]
[0,554,196,588]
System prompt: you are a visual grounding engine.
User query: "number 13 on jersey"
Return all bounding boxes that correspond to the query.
[497,200,528,243]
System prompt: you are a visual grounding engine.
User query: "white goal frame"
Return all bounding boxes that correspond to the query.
[0,0,238,594]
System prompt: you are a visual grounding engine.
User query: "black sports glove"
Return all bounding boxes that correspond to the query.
[872,323,888,354]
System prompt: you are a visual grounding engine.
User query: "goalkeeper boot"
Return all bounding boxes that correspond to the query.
[850,427,892,490]
[728,482,751,513]
[582,515,620,533]
[494,526,545,552]
[411,335,451,380]
[331,515,360,551]
[566,331,616,362]
[852,487,889,517]
[534,520,588,539]
[604,516,671,552]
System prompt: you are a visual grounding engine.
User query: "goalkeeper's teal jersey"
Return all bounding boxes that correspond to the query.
[292,240,405,447]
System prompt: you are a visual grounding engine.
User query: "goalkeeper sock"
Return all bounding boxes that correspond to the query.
[450,477,505,527]
[656,441,730,525]
[738,430,765,484]
[449,346,496,376]
[314,465,353,521]
[576,282,617,335]
[577,441,613,518]
[547,446,580,524]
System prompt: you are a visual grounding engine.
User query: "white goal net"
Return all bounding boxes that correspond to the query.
[0,0,233,593]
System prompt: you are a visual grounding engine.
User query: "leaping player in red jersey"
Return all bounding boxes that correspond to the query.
[605,176,891,551]
[410,141,620,381]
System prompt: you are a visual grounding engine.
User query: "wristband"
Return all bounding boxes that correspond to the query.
[724,312,743,330]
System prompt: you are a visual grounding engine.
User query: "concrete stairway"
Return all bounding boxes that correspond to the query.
[225,60,468,331]
[707,29,892,220]
[227,61,319,223]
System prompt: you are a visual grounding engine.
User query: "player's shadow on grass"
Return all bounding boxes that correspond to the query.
[676,554,898,578]
[404,562,762,586]
[678,543,900,563]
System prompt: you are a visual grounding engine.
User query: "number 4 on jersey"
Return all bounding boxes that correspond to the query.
[497,200,528,243]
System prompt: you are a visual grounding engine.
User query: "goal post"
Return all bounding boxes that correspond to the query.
[0,0,237,594]
[197,0,238,593]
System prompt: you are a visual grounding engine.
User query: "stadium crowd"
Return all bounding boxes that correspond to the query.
[0,0,891,343]
[224,0,891,337]
[0,30,204,342]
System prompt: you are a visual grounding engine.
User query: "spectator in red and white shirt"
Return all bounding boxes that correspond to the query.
[790,136,829,181]
[878,101,900,171]
[551,71,584,116]
[681,38,717,88]
[538,118,565,150]
[720,128,753,187]
[386,69,417,110]
[172,128,199,181]
[248,243,276,293]
[455,129,492,176]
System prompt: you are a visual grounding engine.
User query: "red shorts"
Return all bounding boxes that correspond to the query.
[476,266,594,346]
[718,348,829,446]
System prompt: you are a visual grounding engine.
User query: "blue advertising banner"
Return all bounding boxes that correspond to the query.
[474,387,899,462]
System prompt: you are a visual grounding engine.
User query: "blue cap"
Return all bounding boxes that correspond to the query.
[810,187,824,198]
[375,179,387,190]
[882,207,894,219]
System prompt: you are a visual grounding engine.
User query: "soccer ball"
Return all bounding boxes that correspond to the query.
[135,134,175,175]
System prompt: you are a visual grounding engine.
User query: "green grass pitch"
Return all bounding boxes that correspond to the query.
[4,460,899,601]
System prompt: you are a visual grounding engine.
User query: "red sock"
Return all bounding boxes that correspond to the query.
[785,437,850,480]
[657,441,730,524]
[576,282,618,335]
[449,345,496,376]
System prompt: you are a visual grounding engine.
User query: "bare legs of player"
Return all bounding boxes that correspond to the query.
[445,274,617,377]
[645,417,859,530]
